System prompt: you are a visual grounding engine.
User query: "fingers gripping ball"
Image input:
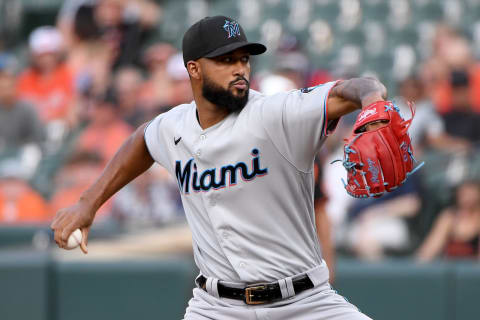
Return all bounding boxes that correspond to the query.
[66,229,83,250]
[333,101,424,198]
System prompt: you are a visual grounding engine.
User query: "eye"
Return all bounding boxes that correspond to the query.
[241,55,250,63]
[222,56,232,63]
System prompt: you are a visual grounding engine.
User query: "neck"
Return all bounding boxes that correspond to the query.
[193,90,229,129]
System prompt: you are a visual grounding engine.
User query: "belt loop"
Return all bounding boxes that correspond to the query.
[206,277,220,299]
[278,277,295,299]
[306,261,329,287]
[285,276,295,297]
[278,278,288,299]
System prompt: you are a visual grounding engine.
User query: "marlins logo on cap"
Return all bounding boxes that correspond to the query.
[223,20,241,38]
[182,15,266,66]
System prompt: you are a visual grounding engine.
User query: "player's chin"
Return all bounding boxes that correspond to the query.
[230,87,248,97]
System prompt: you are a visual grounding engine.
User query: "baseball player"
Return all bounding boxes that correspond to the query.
[51,16,388,319]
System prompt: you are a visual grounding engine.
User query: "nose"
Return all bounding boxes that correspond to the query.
[233,60,247,77]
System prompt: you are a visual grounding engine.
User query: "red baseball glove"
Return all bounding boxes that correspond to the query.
[334,101,424,198]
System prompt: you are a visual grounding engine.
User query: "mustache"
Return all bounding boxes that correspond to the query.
[229,76,249,87]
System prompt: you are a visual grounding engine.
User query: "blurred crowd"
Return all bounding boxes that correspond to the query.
[0,0,186,230]
[0,0,479,262]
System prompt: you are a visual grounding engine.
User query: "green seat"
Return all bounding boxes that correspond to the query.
[388,26,419,48]
[158,1,190,45]
[362,1,389,21]
[412,2,444,21]
[261,0,290,21]
[312,1,339,22]
[209,0,239,20]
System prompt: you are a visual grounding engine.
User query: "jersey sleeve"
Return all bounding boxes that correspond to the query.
[144,114,171,170]
[260,81,339,172]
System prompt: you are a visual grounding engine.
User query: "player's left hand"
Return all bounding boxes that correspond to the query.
[334,100,423,198]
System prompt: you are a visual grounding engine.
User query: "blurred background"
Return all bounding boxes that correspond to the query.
[1,0,480,319]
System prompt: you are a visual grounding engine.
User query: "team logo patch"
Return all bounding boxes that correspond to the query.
[358,109,377,122]
[367,158,380,184]
[223,20,241,38]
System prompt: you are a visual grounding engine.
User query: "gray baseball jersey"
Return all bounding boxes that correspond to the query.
[144,81,338,283]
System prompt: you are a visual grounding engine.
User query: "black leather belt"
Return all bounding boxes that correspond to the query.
[198,274,314,305]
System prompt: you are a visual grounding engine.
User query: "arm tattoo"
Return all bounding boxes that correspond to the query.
[330,77,387,106]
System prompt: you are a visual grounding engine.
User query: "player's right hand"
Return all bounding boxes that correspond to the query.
[50,201,95,254]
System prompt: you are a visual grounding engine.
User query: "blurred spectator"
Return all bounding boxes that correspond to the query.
[113,66,146,127]
[94,0,160,70]
[58,0,160,69]
[75,88,133,165]
[67,4,113,98]
[396,75,469,153]
[57,0,96,48]
[0,70,45,154]
[323,111,421,260]
[0,53,18,74]
[273,36,310,88]
[275,51,309,88]
[258,73,296,95]
[16,26,75,126]
[442,70,480,143]
[421,26,480,114]
[111,165,184,228]
[416,180,480,261]
[346,178,421,261]
[165,53,193,106]
[139,43,178,111]
[50,151,111,218]
[0,159,49,224]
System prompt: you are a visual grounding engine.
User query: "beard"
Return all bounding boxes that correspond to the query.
[202,74,249,113]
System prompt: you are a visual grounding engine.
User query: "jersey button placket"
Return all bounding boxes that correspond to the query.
[195,134,206,157]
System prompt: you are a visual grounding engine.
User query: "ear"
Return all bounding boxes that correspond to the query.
[186,61,201,80]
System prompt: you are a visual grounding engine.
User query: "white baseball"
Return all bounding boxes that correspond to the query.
[66,229,83,250]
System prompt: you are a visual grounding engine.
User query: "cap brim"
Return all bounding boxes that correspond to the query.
[204,41,266,58]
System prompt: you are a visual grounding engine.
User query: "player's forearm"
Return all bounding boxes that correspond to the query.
[79,123,154,213]
[331,77,387,108]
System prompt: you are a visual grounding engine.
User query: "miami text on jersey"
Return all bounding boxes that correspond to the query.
[175,148,268,194]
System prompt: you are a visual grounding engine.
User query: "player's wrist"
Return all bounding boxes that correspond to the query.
[360,93,385,109]
[77,193,100,218]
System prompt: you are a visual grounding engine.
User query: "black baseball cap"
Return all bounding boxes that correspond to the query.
[182,15,266,66]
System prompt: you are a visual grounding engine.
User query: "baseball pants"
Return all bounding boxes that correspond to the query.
[183,264,372,320]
